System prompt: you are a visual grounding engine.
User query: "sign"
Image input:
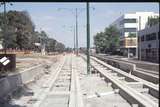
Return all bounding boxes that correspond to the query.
[0,56,10,66]
[0,54,16,72]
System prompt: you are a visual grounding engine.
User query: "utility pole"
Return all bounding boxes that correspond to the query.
[86,2,90,75]
[138,16,141,59]
[75,8,78,56]
[58,7,87,56]
[73,26,76,53]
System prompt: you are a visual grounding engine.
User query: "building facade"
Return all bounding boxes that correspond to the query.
[138,24,159,63]
[111,12,159,57]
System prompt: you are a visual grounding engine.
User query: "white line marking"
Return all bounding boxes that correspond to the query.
[3,59,10,66]
[0,57,7,63]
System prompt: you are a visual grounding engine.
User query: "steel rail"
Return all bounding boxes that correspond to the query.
[92,54,159,84]
[91,56,159,94]
[33,55,66,107]
[69,54,84,107]
[80,54,158,107]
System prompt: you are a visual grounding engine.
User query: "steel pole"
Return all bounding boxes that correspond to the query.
[86,2,90,75]
[138,16,141,59]
[73,26,76,53]
[75,8,78,56]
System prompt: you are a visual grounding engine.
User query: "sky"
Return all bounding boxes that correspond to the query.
[0,2,159,48]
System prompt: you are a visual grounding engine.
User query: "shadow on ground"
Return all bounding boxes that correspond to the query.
[0,84,34,107]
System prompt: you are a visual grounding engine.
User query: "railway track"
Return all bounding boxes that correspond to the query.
[81,54,159,107]
[5,54,158,107]
[32,54,83,107]
[92,54,159,84]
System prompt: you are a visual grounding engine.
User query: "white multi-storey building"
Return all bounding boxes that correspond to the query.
[111,12,159,57]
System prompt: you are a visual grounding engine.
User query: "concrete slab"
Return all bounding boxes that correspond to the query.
[39,95,69,107]
[76,56,131,107]
[84,94,131,107]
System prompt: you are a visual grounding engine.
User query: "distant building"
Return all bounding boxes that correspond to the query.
[138,24,159,63]
[111,12,159,57]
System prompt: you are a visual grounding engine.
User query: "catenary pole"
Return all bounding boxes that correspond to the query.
[75,8,79,56]
[73,25,76,53]
[86,2,90,74]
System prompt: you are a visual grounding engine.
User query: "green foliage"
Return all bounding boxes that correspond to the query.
[94,25,120,53]
[65,47,72,52]
[94,32,106,53]
[0,10,35,50]
[46,38,56,52]
[55,42,65,52]
[147,16,160,27]
[0,10,65,52]
[128,32,136,38]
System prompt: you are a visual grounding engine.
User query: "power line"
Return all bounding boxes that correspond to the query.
[57,7,89,56]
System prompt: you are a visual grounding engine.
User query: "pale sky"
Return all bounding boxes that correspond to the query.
[0,2,159,48]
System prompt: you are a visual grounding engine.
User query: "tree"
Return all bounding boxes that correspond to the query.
[147,16,159,27]
[104,25,120,53]
[0,10,66,52]
[46,38,56,52]
[39,31,48,44]
[55,42,65,53]
[94,32,106,53]
[65,47,72,52]
[0,10,35,50]
[128,32,136,38]
[94,25,120,54]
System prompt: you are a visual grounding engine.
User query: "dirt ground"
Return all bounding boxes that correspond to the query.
[16,53,62,72]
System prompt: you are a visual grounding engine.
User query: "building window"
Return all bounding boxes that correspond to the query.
[124,28,137,32]
[138,36,141,42]
[141,49,146,59]
[120,40,124,46]
[141,35,145,42]
[125,38,136,46]
[152,48,157,57]
[120,31,123,36]
[146,33,157,41]
[124,19,137,23]
[151,48,157,62]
